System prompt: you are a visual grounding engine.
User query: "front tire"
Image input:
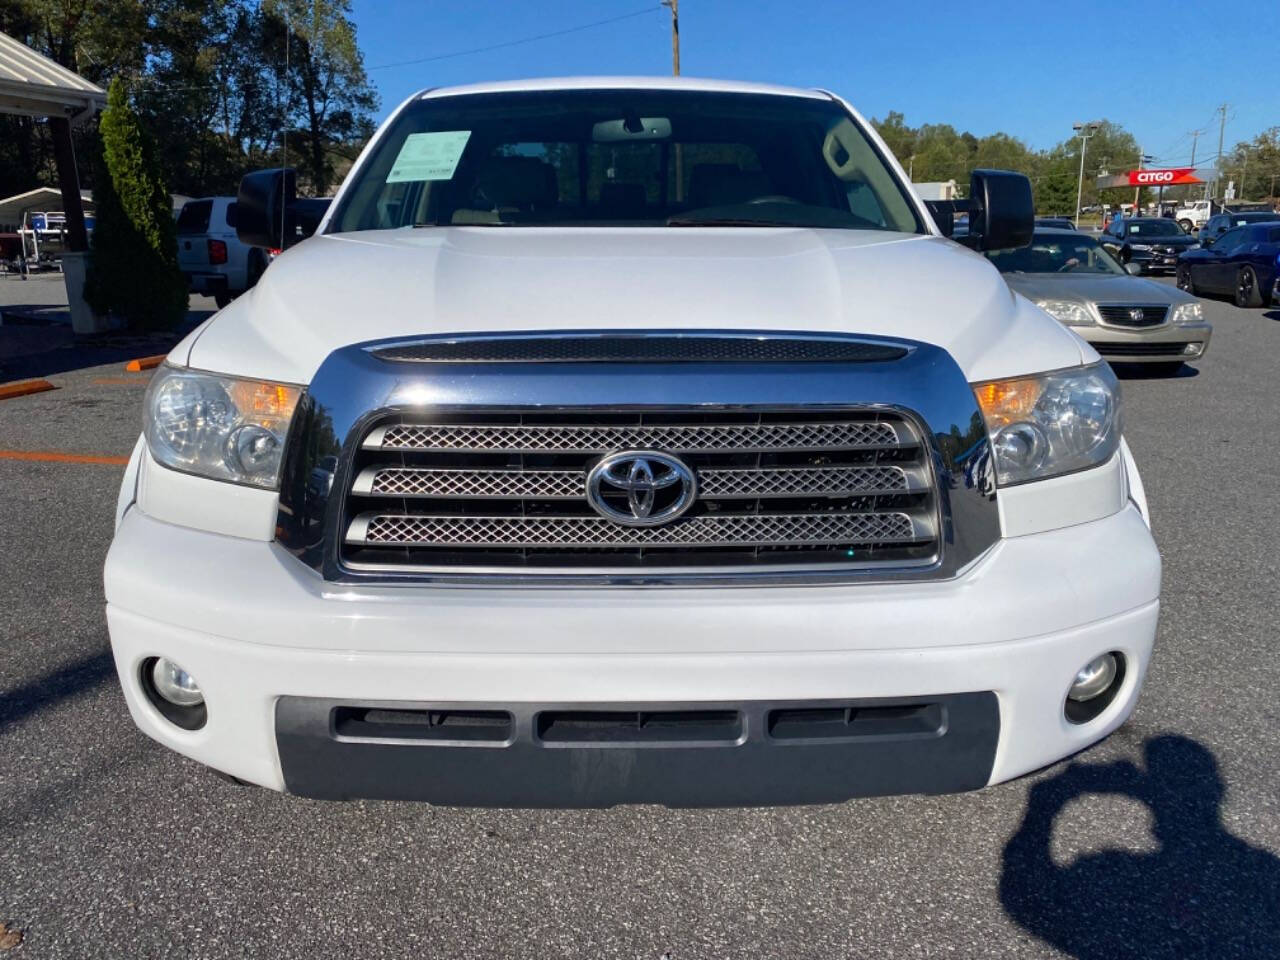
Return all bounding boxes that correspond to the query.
[1178,218,1193,233]
[1176,264,1196,294]
[1235,267,1263,308]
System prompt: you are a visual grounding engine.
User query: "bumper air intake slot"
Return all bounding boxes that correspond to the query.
[767,703,945,741]
[535,709,743,745]
[332,707,513,743]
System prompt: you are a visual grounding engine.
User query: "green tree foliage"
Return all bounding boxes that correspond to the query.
[263,0,377,195]
[85,78,188,331]
[870,114,1158,214]
[1225,127,1280,201]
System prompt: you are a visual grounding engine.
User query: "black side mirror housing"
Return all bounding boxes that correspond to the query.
[967,169,1034,251]
[235,168,328,249]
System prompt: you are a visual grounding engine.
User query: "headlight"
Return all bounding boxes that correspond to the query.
[144,366,301,488]
[973,363,1121,486]
[1171,302,1203,325]
[1129,243,1152,251]
[1035,299,1095,326]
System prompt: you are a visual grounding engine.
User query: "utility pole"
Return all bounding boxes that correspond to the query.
[1213,103,1228,201]
[1133,145,1144,213]
[662,0,682,200]
[1240,149,1249,200]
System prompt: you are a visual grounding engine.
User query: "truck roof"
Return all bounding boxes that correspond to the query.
[419,76,832,102]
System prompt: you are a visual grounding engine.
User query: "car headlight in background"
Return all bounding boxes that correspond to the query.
[1129,243,1152,251]
[1171,302,1204,325]
[144,366,301,488]
[973,363,1121,486]
[1035,299,1095,326]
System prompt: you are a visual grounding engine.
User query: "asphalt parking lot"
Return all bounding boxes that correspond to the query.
[1,282,1278,959]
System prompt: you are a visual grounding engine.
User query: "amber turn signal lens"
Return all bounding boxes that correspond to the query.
[973,376,1045,427]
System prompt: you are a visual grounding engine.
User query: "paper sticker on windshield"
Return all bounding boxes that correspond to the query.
[386,131,471,183]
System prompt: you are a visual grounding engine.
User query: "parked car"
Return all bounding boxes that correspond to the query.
[1196,210,1280,246]
[1178,221,1280,307]
[1035,217,1076,230]
[105,78,1159,807]
[1098,217,1198,273]
[988,228,1210,373]
[1174,199,1216,233]
[176,196,268,308]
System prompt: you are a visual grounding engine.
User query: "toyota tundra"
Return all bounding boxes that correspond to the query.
[105,78,1160,806]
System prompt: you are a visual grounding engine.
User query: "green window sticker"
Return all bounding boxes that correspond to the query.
[386,131,471,183]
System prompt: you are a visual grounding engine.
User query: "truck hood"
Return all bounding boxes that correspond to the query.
[178,227,1087,384]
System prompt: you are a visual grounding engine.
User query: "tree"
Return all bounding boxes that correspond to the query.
[263,0,377,195]
[85,78,188,331]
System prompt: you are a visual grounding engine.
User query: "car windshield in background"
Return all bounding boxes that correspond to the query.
[1125,220,1182,237]
[328,90,923,233]
[985,232,1124,275]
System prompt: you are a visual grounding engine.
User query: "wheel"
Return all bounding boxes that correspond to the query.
[1178,218,1193,233]
[245,250,267,290]
[1176,264,1197,294]
[1235,266,1263,308]
[214,292,232,309]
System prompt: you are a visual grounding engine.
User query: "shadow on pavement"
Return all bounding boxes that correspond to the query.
[0,311,213,383]
[1001,735,1280,959]
[0,650,115,731]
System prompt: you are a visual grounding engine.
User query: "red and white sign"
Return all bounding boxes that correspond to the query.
[1127,168,1201,186]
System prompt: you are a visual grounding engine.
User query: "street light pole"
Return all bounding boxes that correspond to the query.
[661,0,682,200]
[1073,122,1097,227]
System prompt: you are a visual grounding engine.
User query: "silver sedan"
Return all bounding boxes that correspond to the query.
[986,228,1212,373]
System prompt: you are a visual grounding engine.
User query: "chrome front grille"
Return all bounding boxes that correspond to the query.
[1096,304,1169,327]
[340,409,940,575]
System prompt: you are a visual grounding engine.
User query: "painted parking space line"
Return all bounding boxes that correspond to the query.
[0,450,130,466]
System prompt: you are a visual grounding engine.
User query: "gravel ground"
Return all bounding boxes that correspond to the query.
[0,283,1277,959]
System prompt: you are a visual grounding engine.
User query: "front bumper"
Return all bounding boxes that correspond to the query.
[105,504,1161,806]
[1086,321,1212,364]
[1127,248,1189,272]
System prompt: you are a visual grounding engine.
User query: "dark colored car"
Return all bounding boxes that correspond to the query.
[1178,221,1280,307]
[1036,217,1076,230]
[1197,210,1280,245]
[1098,217,1198,274]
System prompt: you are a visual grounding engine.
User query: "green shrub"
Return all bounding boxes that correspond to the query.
[85,78,188,332]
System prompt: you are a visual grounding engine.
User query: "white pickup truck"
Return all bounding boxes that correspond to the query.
[105,77,1160,806]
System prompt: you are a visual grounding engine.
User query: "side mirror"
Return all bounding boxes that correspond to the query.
[235,168,327,250]
[1200,236,1214,248]
[967,169,1034,251]
[236,168,296,249]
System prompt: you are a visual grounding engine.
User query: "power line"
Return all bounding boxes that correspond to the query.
[365,6,660,72]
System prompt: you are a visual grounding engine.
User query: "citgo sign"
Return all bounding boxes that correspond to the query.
[1127,168,1201,186]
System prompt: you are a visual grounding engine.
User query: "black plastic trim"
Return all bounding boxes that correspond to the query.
[275,693,999,807]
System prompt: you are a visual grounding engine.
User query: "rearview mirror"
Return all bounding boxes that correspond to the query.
[967,170,1034,251]
[236,168,327,250]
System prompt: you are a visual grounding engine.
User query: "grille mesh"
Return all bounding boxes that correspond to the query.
[341,409,938,575]
[1096,304,1169,327]
[358,512,918,548]
[362,465,912,499]
[372,420,900,453]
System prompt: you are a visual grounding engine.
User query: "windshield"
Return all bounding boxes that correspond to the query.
[1125,220,1182,237]
[328,90,923,233]
[985,232,1125,275]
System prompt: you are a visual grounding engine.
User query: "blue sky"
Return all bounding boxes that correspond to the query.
[351,0,1276,167]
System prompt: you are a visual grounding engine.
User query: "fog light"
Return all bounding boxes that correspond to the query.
[1183,343,1203,356]
[151,658,203,707]
[1068,653,1118,703]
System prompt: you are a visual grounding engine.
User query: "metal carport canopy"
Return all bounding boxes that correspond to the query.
[0,29,105,118]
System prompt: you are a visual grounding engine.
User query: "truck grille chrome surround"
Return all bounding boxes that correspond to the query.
[273,331,1001,586]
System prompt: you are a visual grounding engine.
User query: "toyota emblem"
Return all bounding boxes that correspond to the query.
[586,451,697,527]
